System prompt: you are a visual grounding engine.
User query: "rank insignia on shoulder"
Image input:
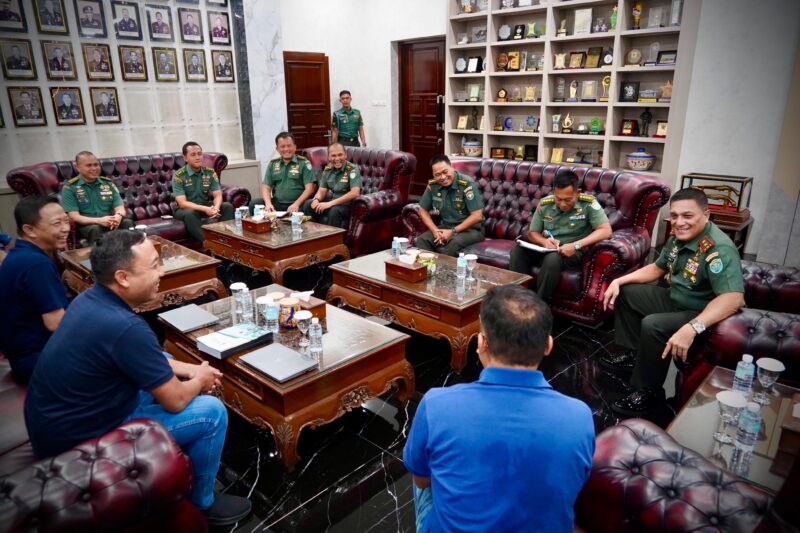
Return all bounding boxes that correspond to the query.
[324,164,332,171]
[540,197,555,205]
[698,236,715,253]
[67,177,79,184]
[579,193,595,202]
[428,178,437,185]
[458,179,469,186]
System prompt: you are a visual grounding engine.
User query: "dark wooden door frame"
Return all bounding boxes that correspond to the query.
[283,51,331,149]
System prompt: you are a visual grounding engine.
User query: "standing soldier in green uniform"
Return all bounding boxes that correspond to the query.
[172,141,234,244]
[415,155,484,257]
[509,171,612,301]
[601,187,745,416]
[331,90,366,148]
[249,132,316,213]
[61,151,133,245]
[302,143,361,229]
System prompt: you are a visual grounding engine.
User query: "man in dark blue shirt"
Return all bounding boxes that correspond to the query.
[0,195,70,383]
[404,285,595,532]
[25,230,251,527]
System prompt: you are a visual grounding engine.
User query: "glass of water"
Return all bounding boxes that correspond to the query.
[294,310,313,348]
[465,253,478,281]
[753,357,785,406]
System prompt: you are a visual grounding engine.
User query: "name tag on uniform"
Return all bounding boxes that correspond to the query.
[569,214,586,220]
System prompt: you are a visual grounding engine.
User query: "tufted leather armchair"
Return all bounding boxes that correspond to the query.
[574,418,796,532]
[401,160,671,325]
[6,152,251,249]
[0,359,205,532]
[676,261,800,407]
[302,147,417,257]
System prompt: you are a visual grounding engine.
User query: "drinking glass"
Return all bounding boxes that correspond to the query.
[753,358,785,406]
[465,253,478,281]
[397,237,409,254]
[295,310,313,347]
[714,390,747,445]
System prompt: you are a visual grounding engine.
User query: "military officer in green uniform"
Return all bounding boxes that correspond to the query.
[249,132,316,213]
[172,141,234,244]
[302,143,362,229]
[61,151,133,245]
[509,171,612,301]
[331,90,365,148]
[415,155,484,257]
[601,187,745,416]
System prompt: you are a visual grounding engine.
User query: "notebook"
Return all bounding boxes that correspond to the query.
[239,343,318,383]
[196,323,271,359]
[158,304,220,333]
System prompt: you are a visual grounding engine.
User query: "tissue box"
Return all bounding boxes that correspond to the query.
[385,258,427,283]
[242,217,272,233]
[299,294,326,320]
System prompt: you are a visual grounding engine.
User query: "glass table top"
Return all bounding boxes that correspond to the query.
[202,219,344,248]
[667,366,798,493]
[185,284,408,388]
[330,250,531,307]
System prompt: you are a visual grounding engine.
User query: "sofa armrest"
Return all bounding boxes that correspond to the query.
[6,163,64,197]
[221,185,251,209]
[0,418,196,532]
[742,260,800,314]
[203,152,228,178]
[351,189,404,225]
[582,227,651,276]
[400,203,428,242]
[575,419,773,533]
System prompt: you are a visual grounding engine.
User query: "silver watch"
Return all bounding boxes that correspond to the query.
[689,319,706,334]
[574,241,582,250]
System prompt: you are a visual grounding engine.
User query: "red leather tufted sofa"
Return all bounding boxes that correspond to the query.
[6,152,251,249]
[401,160,671,325]
[676,260,800,407]
[302,146,417,257]
[0,359,206,532]
[574,418,797,532]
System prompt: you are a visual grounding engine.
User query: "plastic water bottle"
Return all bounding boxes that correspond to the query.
[391,237,399,258]
[234,206,243,228]
[239,287,254,324]
[309,318,323,362]
[730,402,761,478]
[230,282,246,322]
[732,354,755,400]
[265,297,280,334]
[456,252,467,279]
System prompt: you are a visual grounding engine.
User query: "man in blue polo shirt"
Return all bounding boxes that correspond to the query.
[404,284,595,532]
[25,230,251,527]
[0,195,70,383]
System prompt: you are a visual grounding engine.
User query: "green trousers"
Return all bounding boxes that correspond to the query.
[414,227,484,257]
[301,199,351,229]
[614,284,698,391]
[247,198,294,213]
[508,244,583,301]
[175,203,234,244]
[77,218,134,246]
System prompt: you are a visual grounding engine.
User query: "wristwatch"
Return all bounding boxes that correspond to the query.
[689,318,706,334]
[452,227,460,235]
[574,241,582,250]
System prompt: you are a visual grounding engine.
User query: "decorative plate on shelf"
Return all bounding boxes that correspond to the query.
[498,24,512,41]
[455,57,467,73]
[625,48,643,66]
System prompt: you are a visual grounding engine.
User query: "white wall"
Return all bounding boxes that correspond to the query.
[673,0,800,256]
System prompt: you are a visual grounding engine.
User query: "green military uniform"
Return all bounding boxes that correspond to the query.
[172,164,234,244]
[332,108,363,147]
[301,161,362,229]
[615,221,744,391]
[415,171,484,257]
[60,175,133,245]
[249,154,315,212]
[509,193,609,300]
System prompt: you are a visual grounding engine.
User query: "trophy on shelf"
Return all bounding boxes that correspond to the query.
[553,77,566,102]
[567,80,579,102]
[610,6,618,31]
[557,19,567,37]
[524,85,537,102]
[632,2,643,30]
[561,113,574,134]
[497,88,508,102]
[494,115,505,131]
[551,114,562,133]
[599,75,611,102]
[639,107,653,137]
[659,80,673,102]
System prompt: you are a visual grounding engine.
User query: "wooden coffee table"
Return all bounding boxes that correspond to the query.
[328,251,531,372]
[202,220,349,284]
[162,284,413,471]
[59,235,226,313]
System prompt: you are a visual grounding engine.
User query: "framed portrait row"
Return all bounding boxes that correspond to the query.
[0,0,232,45]
[1,38,235,83]
[5,85,122,127]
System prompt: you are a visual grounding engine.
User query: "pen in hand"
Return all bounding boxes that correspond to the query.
[544,230,560,250]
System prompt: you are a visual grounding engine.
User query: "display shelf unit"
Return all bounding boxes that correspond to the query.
[445,0,692,179]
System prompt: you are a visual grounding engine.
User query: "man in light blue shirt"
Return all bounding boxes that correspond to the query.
[404,284,595,532]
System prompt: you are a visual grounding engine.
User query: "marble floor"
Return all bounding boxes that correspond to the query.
[192,263,678,532]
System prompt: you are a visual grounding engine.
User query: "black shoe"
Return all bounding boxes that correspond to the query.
[203,494,252,527]
[598,349,636,373]
[611,389,665,418]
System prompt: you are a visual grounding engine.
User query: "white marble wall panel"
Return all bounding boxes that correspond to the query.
[184,91,211,125]
[18,131,55,165]
[163,128,190,154]
[130,126,164,154]
[126,92,158,126]
[58,127,93,160]
[157,90,185,125]
[187,127,215,152]
[214,88,240,122]
[217,124,244,160]
[97,130,133,159]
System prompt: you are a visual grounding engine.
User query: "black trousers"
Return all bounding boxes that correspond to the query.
[301,199,351,229]
[247,197,293,213]
[174,203,234,244]
[508,244,583,301]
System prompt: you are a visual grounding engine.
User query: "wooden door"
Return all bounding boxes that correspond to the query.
[399,38,445,198]
[283,51,331,149]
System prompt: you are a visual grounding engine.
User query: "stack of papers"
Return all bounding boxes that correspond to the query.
[515,238,558,253]
[196,323,272,359]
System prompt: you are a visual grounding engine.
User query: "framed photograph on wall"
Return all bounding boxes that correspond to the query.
[211,49,234,82]
[119,44,147,80]
[178,7,203,43]
[183,48,206,81]
[0,0,27,33]
[34,0,68,34]
[82,43,113,81]
[51,87,85,125]
[111,1,142,40]
[74,0,107,38]
[207,10,230,45]
[153,47,178,81]
[8,87,46,126]
[206,0,228,6]
[42,40,76,80]
[90,87,120,123]
[146,4,174,41]
[1,39,36,80]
